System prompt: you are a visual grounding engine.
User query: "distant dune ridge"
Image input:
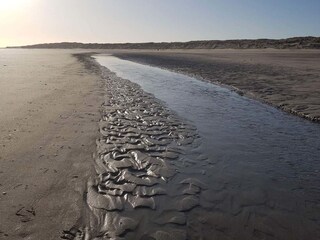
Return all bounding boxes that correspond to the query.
[7,36,320,49]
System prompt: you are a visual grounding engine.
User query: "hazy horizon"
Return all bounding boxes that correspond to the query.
[5,35,320,48]
[1,0,320,48]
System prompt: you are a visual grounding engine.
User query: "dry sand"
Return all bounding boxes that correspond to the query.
[113,49,320,122]
[0,49,103,239]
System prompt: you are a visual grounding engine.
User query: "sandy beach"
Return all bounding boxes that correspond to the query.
[1,49,319,239]
[113,49,320,122]
[0,50,103,239]
[1,0,319,238]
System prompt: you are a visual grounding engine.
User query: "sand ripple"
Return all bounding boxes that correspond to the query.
[62,62,205,240]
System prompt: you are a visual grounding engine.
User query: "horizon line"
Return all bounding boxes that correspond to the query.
[5,35,320,48]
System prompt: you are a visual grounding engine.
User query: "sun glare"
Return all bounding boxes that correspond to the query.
[0,0,29,11]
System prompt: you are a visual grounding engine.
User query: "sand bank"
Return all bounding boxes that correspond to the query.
[0,49,103,239]
[113,49,320,122]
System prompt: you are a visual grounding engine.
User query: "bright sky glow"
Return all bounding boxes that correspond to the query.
[0,0,29,10]
[1,0,320,47]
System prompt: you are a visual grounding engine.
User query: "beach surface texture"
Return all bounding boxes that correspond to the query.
[1,48,319,239]
[0,49,103,239]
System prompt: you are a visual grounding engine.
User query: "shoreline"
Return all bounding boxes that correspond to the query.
[118,58,319,124]
[112,50,320,123]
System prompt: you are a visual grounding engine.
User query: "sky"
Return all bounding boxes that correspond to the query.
[0,0,320,47]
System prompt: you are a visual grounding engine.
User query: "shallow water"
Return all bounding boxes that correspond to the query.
[95,55,320,239]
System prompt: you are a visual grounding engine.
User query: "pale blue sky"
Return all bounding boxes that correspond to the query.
[1,0,320,47]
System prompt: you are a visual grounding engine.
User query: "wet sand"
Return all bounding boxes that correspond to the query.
[0,50,103,239]
[113,49,320,122]
[61,55,202,239]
